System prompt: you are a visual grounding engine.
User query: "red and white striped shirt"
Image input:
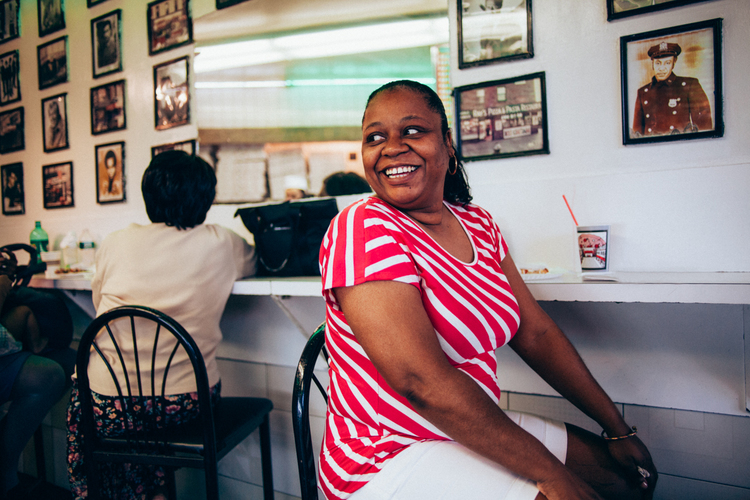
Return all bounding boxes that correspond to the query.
[319,197,520,499]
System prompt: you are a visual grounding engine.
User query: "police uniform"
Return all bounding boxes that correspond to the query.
[632,42,712,137]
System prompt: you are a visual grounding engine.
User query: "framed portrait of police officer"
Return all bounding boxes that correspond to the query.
[620,18,723,146]
[91,9,122,78]
[458,0,533,69]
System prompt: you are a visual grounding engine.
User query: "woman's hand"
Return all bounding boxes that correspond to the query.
[607,436,658,498]
[536,467,604,500]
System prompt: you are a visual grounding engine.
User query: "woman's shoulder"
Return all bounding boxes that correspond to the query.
[447,201,497,227]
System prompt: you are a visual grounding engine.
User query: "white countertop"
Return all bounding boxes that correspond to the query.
[29,272,750,304]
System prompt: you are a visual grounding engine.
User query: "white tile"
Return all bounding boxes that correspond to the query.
[506,392,620,435]
[267,363,297,413]
[674,408,705,431]
[654,473,750,500]
[217,358,268,398]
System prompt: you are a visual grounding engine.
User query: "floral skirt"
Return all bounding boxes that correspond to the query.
[66,380,221,500]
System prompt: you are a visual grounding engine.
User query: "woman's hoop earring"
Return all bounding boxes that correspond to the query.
[448,156,458,176]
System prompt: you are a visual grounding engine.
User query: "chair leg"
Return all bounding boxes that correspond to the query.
[260,415,274,500]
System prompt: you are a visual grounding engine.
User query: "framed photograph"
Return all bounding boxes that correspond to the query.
[42,93,68,152]
[607,0,715,21]
[88,0,109,7]
[38,0,65,38]
[37,36,68,90]
[577,225,610,272]
[454,72,548,161]
[91,9,122,78]
[95,141,125,204]
[147,0,192,56]
[0,50,20,106]
[91,79,126,135]
[154,56,189,130]
[151,139,195,157]
[43,161,73,209]
[0,106,23,153]
[0,0,20,45]
[216,0,249,9]
[1,162,23,215]
[458,0,533,69]
[621,19,723,146]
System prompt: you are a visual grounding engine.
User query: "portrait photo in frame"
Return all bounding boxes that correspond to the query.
[154,56,189,130]
[151,139,195,157]
[91,79,126,135]
[43,161,73,209]
[91,9,122,78]
[216,0,249,9]
[458,0,533,69]
[95,141,125,204]
[42,93,68,152]
[2,162,23,215]
[620,18,723,146]
[0,0,20,45]
[38,0,65,38]
[454,72,548,161]
[147,0,192,55]
[0,106,23,154]
[607,0,715,21]
[37,36,67,90]
[0,50,20,106]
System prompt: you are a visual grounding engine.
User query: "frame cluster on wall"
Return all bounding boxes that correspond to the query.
[453,0,724,162]
[0,0,199,216]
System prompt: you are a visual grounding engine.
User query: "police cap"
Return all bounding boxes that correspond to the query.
[648,42,681,59]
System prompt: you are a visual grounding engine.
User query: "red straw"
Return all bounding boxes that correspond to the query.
[562,195,579,226]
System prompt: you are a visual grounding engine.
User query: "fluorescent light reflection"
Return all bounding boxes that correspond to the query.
[196,77,436,89]
[194,17,449,73]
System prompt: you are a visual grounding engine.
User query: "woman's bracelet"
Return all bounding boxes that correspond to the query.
[601,426,638,441]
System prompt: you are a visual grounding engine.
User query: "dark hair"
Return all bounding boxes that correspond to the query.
[320,171,372,197]
[141,150,216,230]
[104,150,116,165]
[364,80,472,205]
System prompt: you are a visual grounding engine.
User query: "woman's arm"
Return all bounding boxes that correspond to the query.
[335,280,602,499]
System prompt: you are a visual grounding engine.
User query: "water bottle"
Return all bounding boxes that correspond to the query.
[78,229,96,268]
[29,221,49,264]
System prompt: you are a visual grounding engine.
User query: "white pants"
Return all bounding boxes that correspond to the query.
[348,411,567,500]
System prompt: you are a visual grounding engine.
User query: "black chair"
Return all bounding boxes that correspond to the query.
[76,305,274,499]
[292,323,328,500]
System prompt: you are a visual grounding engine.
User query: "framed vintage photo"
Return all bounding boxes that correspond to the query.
[1,162,23,215]
[88,0,109,7]
[91,79,126,135]
[0,0,20,45]
[458,0,533,69]
[91,9,122,78]
[0,106,23,153]
[95,141,125,204]
[607,0,715,21]
[38,0,65,38]
[42,93,68,152]
[454,72,548,161]
[216,0,249,9]
[37,36,68,90]
[43,161,73,209]
[147,0,192,55]
[154,56,189,130]
[0,50,20,106]
[151,139,195,157]
[620,19,723,146]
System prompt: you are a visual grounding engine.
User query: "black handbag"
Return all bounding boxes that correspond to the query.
[235,198,339,277]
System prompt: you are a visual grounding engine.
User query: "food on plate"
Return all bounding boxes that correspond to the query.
[520,267,549,275]
[55,267,85,274]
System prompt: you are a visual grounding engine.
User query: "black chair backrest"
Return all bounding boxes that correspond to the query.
[292,322,328,500]
[75,305,218,478]
[0,243,45,289]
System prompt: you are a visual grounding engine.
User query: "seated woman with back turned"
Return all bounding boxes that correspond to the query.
[318,81,657,500]
[66,151,257,500]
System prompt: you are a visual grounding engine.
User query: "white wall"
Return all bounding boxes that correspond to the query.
[449,0,750,273]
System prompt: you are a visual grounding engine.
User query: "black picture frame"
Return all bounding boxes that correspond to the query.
[458,0,533,69]
[0,106,23,154]
[0,50,20,106]
[151,139,195,157]
[95,141,125,204]
[37,35,68,90]
[91,79,126,135]
[147,0,192,56]
[87,0,109,7]
[42,93,68,152]
[454,72,549,161]
[37,0,65,38]
[620,18,723,146]
[1,162,23,215]
[42,161,73,209]
[0,0,20,45]
[154,56,189,130]
[216,0,249,9]
[91,9,122,78]
[607,0,716,21]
